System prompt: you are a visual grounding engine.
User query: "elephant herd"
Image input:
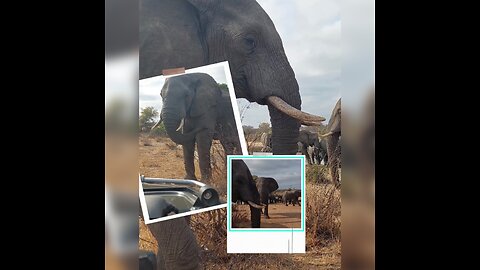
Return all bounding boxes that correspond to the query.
[268,190,302,206]
[232,160,301,228]
[260,98,342,186]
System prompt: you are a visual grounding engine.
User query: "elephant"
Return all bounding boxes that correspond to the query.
[146,218,201,270]
[155,73,242,181]
[255,177,279,218]
[283,190,301,206]
[298,130,324,165]
[269,194,276,204]
[271,190,284,203]
[268,192,281,203]
[260,132,272,152]
[321,98,341,186]
[140,0,325,156]
[139,198,200,270]
[318,139,329,164]
[231,159,263,228]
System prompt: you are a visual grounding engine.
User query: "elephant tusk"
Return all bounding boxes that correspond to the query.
[151,116,163,130]
[266,96,326,126]
[176,118,185,132]
[247,201,264,209]
[320,131,334,138]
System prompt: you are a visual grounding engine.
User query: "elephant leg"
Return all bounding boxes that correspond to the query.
[196,129,214,181]
[327,135,340,186]
[265,204,270,218]
[147,218,201,270]
[301,146,311,165]
[183,141,196,180]
[220,140,235,156]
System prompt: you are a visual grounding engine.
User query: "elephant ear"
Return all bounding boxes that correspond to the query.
[264,178,279,192]
[189,76,222,118]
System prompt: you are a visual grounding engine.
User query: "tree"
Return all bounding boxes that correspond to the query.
[139,107,159,130]
[257,122,271,134]
[218,83,229,92]
[242,125,256,135]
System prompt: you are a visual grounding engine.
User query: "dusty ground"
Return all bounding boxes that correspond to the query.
[139,134,227,200]
[233,203,301,228]
[139,134,199,179]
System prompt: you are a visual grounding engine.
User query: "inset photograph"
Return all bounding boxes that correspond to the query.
[138,62,247,223]
[229,157,304,229]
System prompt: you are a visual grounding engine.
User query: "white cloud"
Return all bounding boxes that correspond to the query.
[244,0,342,126]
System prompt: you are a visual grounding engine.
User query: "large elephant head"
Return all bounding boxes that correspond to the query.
[231,159,262,228]
[256,177,279,204]
[159,73,221,145]
[140,0,325,155]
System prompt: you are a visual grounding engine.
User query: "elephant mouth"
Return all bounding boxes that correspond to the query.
[265,96,325,126]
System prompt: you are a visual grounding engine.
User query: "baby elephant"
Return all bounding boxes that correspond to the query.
[283,190,301,206]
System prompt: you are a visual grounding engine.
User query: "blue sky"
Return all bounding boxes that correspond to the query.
[242,159,302,190]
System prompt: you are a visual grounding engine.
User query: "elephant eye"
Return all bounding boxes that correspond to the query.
[243,37,256,52]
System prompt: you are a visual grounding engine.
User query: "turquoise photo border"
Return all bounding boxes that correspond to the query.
[227,155,305,232]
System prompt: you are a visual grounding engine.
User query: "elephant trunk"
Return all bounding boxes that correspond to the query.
[248,53,325,154]
[250,206,261,228]
[267,85,302,154]
[163,112,195,145]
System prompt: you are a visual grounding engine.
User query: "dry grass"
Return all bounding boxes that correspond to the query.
[138,135,341,269]
[231,204,249,226]
[191,209,227,255]
[306,165,332,184]
[306,183,341,247]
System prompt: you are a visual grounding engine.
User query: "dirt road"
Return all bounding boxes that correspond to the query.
[233,203,301,228]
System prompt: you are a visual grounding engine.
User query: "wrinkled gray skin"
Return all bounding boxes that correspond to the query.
[283,190,301,206]
[140,0,304,155]
[160,73,241,181]
[147,217,200,270]
[323,98,341,186]
[260,132,272,152]
[255,177,279,218]
[231,160,262,228]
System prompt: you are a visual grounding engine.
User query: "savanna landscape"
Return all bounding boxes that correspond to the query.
[139,121,341,269]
